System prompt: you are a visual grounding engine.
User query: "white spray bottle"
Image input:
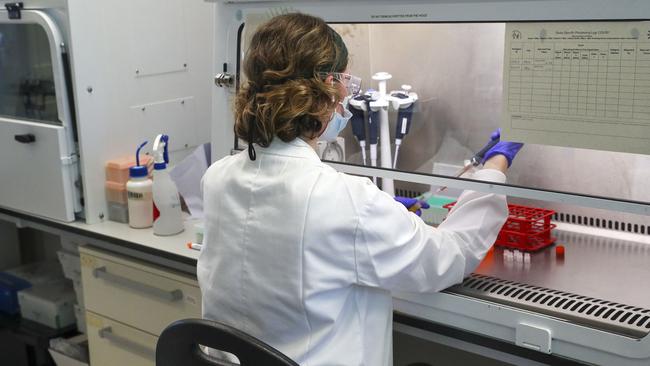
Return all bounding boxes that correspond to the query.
[152,134,184,236]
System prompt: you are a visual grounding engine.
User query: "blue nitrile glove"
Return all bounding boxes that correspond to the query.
[481,129,524,167]
[394,196,430,217]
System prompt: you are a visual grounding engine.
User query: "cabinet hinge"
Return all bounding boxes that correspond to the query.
[61,154,78,166]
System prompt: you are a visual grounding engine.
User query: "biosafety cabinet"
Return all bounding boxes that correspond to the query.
[211,1,650,365]
[0,0,213,223]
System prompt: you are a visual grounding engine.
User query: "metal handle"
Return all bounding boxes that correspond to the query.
[92,266,183,302]
[214,72,234,88]
[98,327,155,360]
[14,133,35,144]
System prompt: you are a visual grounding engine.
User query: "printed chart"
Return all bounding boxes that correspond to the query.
[502,22,650,155]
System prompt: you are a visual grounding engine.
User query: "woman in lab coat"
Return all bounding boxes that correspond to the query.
[199,13,521,366]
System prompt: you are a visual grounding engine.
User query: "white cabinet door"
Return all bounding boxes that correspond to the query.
[0,10,79,221]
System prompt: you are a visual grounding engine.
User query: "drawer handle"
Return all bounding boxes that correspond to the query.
[92,266,183,302]
[14,133,36,143]
[98,326,155,360]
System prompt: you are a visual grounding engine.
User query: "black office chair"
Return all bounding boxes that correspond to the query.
[155,318,299,366]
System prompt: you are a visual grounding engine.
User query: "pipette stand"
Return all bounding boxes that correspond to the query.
[369,72,419,196]
[370,72,394,195]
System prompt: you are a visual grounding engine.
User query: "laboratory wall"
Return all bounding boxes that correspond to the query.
[332,23,650,226]
[67,0,214,223]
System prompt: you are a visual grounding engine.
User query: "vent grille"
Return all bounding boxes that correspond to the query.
[446,274,650,338]
[394,189,423,198]
[553,211,649,236]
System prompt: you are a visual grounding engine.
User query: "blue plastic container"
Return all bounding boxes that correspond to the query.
[0,272,32,315]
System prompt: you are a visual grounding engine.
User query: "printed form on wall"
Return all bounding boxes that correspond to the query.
[501,22,650,155]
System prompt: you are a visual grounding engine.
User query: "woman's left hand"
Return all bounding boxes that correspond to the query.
[394,196,430,216]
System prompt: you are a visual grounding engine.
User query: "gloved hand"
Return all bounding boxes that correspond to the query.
[481,128,524,167]
[394,196,430,216]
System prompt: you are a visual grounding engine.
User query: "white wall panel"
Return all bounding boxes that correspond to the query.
[67,0,213,223]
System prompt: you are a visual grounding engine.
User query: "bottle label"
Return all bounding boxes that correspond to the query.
[128,191,152,201]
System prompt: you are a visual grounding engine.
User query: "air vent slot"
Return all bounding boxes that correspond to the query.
[627,313,637,323]
[446,274,650,338]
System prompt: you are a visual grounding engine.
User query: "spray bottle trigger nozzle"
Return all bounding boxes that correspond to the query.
[161,135,169,164]
[153,134,170,166]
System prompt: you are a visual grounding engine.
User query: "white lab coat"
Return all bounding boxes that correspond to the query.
[198,137,508,366]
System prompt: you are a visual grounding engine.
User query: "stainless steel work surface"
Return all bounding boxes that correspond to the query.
[471,229,650,309]
[446,228,650,338]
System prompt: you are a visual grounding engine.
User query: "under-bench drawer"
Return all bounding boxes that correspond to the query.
[86,311,158,366]
[80,247,201,336]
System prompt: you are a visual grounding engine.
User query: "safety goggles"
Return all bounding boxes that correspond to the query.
[318,72,362,96]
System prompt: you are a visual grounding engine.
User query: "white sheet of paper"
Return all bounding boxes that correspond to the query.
[170,144,210,219]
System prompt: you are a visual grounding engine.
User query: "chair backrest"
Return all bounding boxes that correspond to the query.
[155,318,299,366]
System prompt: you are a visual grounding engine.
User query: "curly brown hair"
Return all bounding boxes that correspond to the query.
[234,13,349,159]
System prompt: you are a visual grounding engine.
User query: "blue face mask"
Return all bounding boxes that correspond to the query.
[319,105,352,142]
